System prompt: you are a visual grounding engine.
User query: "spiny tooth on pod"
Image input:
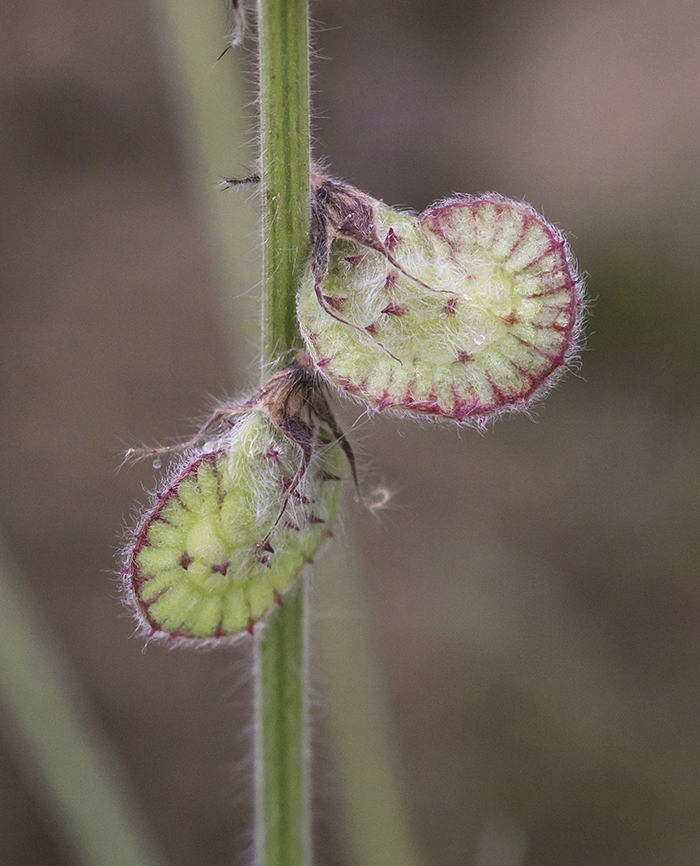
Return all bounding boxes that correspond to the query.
[123,358,355,644]
[298,177,585,424]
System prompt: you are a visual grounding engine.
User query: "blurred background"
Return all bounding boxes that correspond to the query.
[1,1,699,865]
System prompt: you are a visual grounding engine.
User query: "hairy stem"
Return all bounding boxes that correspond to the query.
[255,1,311,864]
[254,581,310,866]
[258,0,309,367]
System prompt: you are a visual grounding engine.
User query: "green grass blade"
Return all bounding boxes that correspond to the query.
[0,543,168,866]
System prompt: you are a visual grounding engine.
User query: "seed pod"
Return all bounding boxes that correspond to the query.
[298,183,584,423]
[123,360,352,643]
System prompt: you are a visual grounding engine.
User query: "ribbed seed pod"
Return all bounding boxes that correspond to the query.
[299,182,584,423]
[123,361,350,643]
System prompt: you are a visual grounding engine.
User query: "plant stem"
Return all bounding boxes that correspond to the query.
[255,1,311,864]
[258,0,309,368]
[254,581,310,866]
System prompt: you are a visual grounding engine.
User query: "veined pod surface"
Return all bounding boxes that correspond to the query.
[123,362,349,643]
[299,186,584,423]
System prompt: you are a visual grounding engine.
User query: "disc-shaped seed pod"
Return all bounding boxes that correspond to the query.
[298,184,584,423]
[123,362,351,643]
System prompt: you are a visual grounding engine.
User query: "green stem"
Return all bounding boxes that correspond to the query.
[255,1,311,865]
[258,0,309,368]
[254,582,310,866]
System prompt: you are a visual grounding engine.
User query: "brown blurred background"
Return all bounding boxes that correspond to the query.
[1,1,700,865]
